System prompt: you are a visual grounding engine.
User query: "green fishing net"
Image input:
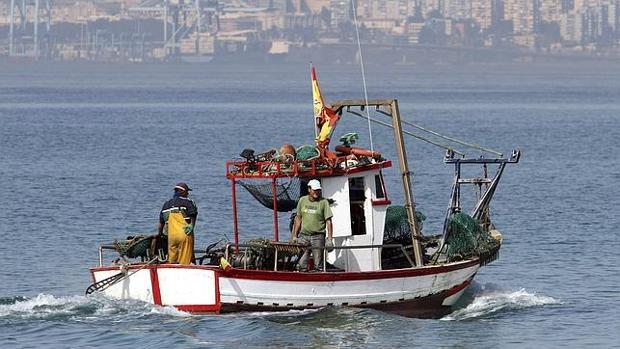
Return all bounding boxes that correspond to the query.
[383,205,426,242]
[114,235,153,259]
[445,212,500,261]
[296,145,319,161]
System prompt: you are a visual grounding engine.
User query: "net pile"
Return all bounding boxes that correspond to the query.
[445,212,500,263]
[238,178,301,212]
[113,235,153,259]
[230,238,304,271]
[383,205,426,244]
[296,145,320,160]
[381,206,426,269]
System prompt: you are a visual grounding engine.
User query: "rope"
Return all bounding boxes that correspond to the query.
[85,257,160,295]
[347,110,466,156]
[400,119,503,157]
[351,0,374,152]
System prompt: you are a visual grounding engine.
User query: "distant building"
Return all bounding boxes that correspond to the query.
[330,0,350,28]
[491,0,505,26]
[445,0,472,20]
[560,11,583,43]
[420,0,444,18]
[356,0,409,20]
[472,0,493,30]
[0,2,10,25]
[541,0,563,22]
[562,0,575,12]
[405,5,426,44]
[305,0,332,14]
[504,0,536,34]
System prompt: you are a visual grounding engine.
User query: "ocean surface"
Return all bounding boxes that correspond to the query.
[0,61,619,348]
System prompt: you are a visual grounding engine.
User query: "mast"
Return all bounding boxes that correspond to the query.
[330,99,425,266]
[390,100,425,266]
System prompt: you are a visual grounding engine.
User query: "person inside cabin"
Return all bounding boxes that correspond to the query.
[156,182,198,265]
[292,179,334,272]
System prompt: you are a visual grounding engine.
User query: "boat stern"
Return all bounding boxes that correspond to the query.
[89,265,222,313]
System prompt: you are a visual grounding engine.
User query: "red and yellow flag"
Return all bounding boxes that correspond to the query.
[311,66,340,148]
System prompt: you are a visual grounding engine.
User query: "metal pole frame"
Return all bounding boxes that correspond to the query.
[34,0,39,59]
[9,0,15,56]
[331,99,425,267]
[231,178,239,253]
[163,0,168,57]
[195,0,201,55]
[389,100,425,267]
[271,176,279,241]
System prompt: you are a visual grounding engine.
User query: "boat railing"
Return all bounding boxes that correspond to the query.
[223,242,415,272]
[225,158,391,179]
[98,245,117,267]
[97,242,415,271]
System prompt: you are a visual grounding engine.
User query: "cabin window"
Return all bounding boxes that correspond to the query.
[375,174,386,199]
[348,177,366,235]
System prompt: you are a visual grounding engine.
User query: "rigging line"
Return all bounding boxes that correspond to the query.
[351,0,374,152]
[401,119,503,157]
[346,110,466,156]
[375,108,503,156]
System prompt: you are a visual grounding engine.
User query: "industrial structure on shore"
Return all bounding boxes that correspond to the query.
[3,0,620,63]
[7,0,228,61]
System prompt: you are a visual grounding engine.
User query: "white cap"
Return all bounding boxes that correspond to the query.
[307,179,322,190]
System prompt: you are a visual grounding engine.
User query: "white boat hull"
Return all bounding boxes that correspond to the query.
[90,260,479,317]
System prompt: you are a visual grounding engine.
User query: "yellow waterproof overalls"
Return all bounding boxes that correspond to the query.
[165,211,194,265]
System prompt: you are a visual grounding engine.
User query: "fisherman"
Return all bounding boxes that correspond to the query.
[292,179,333,271]
[157,182,198,265]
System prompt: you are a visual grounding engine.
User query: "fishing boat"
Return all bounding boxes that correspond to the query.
[88,68,520,318]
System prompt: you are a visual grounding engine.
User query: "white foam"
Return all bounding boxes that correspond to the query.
[149,305,192,317]
[0,294,88,318]
[442,288,561,321]
[0,293,192,319]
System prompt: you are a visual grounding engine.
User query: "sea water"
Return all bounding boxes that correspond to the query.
[0,62,618,348]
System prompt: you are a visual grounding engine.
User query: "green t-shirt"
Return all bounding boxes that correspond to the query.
[296,195,333,236]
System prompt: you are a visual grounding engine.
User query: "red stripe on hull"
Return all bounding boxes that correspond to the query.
[214,271,221,313]
[150,268,162,305]
[445,275,473,297]
[220,260,479,282]
[371,199,392,206]
[175,304,221,313]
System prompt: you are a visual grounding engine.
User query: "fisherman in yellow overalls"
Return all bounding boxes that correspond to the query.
[157,182,198,264]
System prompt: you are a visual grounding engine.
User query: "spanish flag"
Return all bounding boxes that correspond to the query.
[311,66,340,147]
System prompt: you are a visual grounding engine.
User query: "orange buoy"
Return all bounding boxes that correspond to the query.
[335,145,381,159]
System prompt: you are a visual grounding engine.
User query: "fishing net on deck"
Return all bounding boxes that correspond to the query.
[229,237,305,271]
[445,212,500,263]
[383,205,426,243]
[296,145,320,160]
[113,235,153,259]
[381,205,427,269]
[239,178,301,212]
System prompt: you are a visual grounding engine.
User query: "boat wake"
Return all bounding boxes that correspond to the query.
[442,284,561,321]
[0,294,190,321]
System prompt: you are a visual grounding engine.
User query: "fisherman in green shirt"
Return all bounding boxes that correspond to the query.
[292,179,333,271]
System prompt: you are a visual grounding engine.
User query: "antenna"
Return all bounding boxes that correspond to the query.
[351,0,374,152]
